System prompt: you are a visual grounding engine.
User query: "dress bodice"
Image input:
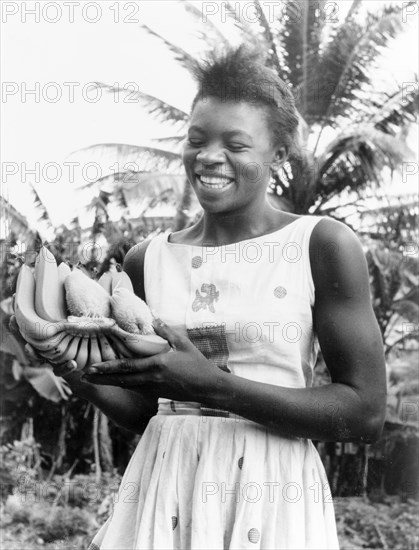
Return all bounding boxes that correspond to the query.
[144,215,325,390]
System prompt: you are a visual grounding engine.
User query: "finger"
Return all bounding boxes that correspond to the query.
[53,359,78,378]
[84,356,156,375]
[152,318,191,351]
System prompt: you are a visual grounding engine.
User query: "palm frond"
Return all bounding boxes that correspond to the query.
[311,3,404,135]
[279,0,328,115]
[94,82,189,125]
[251,0,282,73]
[181,1,233,46]
[315,127,412,201]
[117,172,199,219]
[223,2,265,46]
[372,85,419,135]
[28,183,53,229]
[70,143,185,177]
[140,24,200,74]
[357,198,419,243]
[153,135,186,146]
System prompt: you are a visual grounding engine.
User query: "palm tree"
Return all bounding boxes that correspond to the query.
[69,0,417,240]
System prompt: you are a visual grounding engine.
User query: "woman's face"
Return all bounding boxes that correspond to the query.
[182,97,285,215]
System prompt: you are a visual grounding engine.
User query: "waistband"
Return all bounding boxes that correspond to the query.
[157,399,248,422]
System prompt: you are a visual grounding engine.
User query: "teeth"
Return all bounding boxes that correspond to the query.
[198,175,233,188]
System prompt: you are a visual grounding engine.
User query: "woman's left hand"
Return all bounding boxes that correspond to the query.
[81,320,222,402]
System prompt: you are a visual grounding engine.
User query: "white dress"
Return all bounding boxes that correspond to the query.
[88,215,340,549]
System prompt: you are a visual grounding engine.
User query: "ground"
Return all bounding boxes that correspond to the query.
[0,474,418,549]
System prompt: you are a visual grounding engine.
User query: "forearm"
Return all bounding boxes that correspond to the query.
[65,373,158,433]
[199,372,384,443]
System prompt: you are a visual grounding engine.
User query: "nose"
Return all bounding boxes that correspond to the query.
[196,145,226,165]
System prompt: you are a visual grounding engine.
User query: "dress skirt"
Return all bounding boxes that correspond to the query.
[88,409,339,550]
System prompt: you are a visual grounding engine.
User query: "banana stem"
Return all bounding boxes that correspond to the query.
[93,407,102,483]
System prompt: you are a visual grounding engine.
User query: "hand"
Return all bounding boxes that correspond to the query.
[82,320,223,402]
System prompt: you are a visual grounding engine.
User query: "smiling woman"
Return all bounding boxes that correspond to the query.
[58,45,386,550]
[184,99,283,214]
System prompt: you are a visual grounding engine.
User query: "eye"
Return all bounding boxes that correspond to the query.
[187,138,204,147]
[227,143,248,151]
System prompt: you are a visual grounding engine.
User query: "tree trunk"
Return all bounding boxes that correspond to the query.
[361,444,369,499]
[93,407,102,483]
[98,411,114,472]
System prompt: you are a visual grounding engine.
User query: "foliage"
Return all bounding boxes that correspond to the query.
[363,238,419,351]
[66,0,419,242]
[1,473,418,549]
[334,496,419,550]
[0,0,417,508]
[2,499,94,546]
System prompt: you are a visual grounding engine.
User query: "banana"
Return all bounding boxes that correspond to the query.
[38,333,75,362]
[63,316,116,337]
[107,334,132,358]
[110,271,134,294]
[110,288,154,335]
[60,335,83,363]
[108,325,170,357]
[97,272,113,294]
[25,330,69,352]
[57,261,71,284]
[64,269,111,318]
[97,333,118,361]
[35,246,67,322]
[57,262,71,317]
[87,335,102,366]
[14,265,65,341]
[74,337,89,370]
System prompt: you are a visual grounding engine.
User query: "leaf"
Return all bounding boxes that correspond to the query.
[314,126,412,205]
[69,143,185,176]
[280,0,329,115]
[311,3,406,145]
[140,24,200,74]
[93,82,189,125]
[392,299,419,324]
[369,85,419,136]
[21,367,72,403]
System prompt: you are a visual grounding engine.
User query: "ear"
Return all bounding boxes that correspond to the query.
[271,147,287,171]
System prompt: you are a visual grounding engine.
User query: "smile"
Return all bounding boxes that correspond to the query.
[196,174,235,190]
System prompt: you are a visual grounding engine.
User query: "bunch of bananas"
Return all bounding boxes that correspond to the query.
[13,247,169,370]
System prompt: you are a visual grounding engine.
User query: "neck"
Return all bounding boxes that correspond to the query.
[197,198,281,246]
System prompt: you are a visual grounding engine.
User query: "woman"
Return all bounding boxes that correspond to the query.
[59,47,386,549]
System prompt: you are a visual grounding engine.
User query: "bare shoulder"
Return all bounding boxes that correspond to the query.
[122,240,153,300]
[309,217,370,300]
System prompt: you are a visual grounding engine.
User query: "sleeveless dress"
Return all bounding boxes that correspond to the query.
[89,215,340,550]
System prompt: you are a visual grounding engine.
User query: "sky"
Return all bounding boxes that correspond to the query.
[1,0,418,239]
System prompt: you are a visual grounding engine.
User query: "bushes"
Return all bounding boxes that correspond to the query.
[6,500,93,542]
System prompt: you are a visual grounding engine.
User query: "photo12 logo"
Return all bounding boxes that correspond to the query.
[1,1,141,24]
[1,81,144,104]
[200,2,341,25]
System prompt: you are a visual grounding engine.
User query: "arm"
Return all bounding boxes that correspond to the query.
[60,239,158,433]
[84,220,387,442]
[200,219,387,442]
[61,374,157,433]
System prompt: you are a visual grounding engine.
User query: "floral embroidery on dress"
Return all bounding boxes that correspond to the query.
[192,283,220,313]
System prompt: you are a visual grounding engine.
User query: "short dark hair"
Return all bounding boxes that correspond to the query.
[190,45,301,157]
